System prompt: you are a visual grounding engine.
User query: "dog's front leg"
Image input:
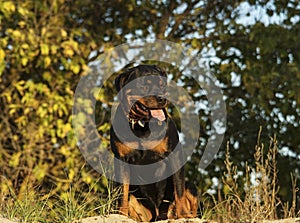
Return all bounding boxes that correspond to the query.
[172,168,191,218]
[169,147,197,219]
[119,163,130,216]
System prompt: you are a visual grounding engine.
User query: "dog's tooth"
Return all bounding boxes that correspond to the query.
[131,120,135,129]
[138,120,145,127]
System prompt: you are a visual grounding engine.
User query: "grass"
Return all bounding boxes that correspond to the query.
[1,177,49,223]
[1,130,299,222]
[0,171,120,223]
[204,128,300,222]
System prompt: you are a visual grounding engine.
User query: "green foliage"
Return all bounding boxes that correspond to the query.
[0,0,299,221]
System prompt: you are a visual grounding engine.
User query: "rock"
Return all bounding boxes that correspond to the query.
[72,214,136,223]
[262,218,300,223]
[72,214,213,223]
[0,216,18,223]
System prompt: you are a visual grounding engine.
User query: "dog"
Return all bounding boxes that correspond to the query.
[110,64,198,221]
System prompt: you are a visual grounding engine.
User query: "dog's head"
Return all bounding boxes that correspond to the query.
[115,65,168,125]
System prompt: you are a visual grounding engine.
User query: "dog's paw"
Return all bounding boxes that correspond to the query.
[173,191,198,219]
[119,206,129,216]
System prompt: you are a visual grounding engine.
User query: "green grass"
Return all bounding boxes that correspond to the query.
[0,173,120,223]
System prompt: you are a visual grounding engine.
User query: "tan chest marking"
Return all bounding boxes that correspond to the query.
[115,137,168,157]
[115,141,139,157]
[141,137,168,154]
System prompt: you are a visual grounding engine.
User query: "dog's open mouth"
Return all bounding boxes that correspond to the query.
[128,95,167,122]
[150,109,166,121]
[137,99,167,122]
[137,101,166,121]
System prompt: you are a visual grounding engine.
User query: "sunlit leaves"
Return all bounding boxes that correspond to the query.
[0,1,16,18]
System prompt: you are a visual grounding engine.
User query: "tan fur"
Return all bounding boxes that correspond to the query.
[128,195,152,222]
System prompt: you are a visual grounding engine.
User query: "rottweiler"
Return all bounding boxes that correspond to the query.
[110,64,198,222]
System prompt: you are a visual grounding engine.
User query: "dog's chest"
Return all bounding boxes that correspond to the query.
[114,136,169,160]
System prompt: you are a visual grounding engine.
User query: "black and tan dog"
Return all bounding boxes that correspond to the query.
[110,65,198,221]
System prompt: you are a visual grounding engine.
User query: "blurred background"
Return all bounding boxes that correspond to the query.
[0,0,299,222]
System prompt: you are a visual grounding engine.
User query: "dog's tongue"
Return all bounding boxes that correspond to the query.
[150,109,166,121]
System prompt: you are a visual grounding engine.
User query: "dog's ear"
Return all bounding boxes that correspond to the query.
[115,71,125,93]
[152,65,167,78]
[115,68,137,93]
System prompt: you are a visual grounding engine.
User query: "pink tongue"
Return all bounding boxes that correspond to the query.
[150,109,166,121]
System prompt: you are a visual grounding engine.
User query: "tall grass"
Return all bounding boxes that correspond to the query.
[0,167,120,223]
[207,128,299,222]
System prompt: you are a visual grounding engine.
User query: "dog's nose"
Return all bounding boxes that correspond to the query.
[157,96,167,106]
[157,97,164,102]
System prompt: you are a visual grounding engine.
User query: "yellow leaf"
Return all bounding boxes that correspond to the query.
[24,107,31,115]
[40,43,49,55]
[0,48,5,64]
[21,57,28,66]
[70,63,80,74]
[9,108,16,115]
[98,122,110,132]
[43,71,52,82]
[51,137,57,144]
[33,163,48,181]
[0,38,8,47]
[9,152,21,167]
[17,5,29,16]
[60,29,67,38]
[12,30,22,39]
[82,171,92,184]
[3,92,11,103]
[63,123,72,136]
[0,62,5,76]
[51,45,59,54]
[41,27,47,36]
[53,103,58,111]
[44,56,51,68]
[21,43,29,49]
[191,39,199,48]
[3,1,15,13]
[60,145,70,156]
[63,47,74,57]
[68,169,75,180]
[27,31,36,45]
[18,21,26,28]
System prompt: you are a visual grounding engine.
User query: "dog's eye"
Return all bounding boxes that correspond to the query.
[137,82,149,91]
[159,80,166,90]
[142,85,149,91]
